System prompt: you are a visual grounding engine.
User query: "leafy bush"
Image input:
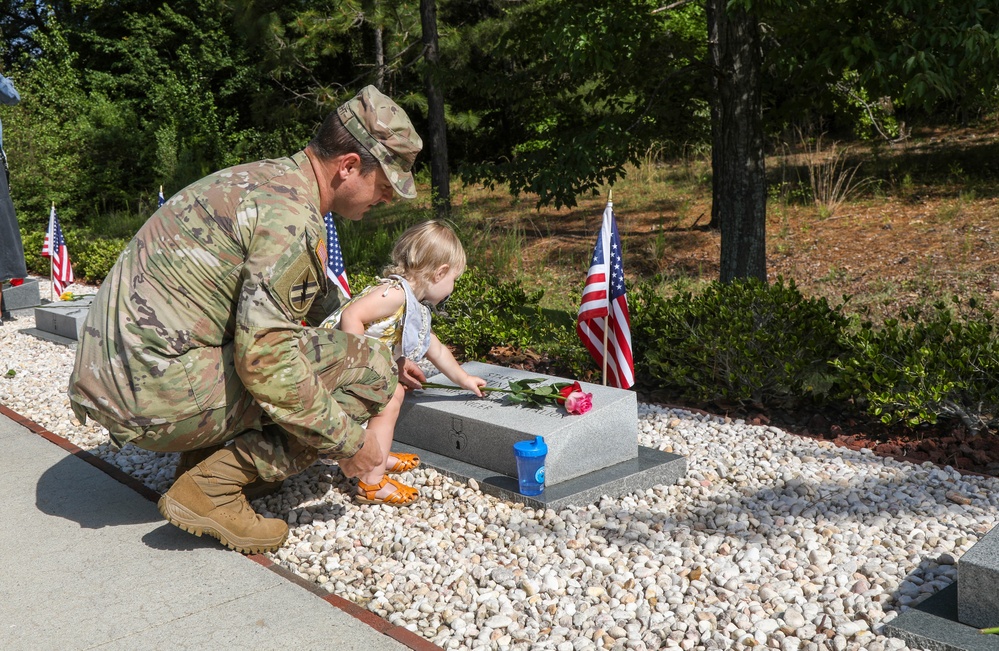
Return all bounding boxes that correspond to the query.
[631,277,848,407]
[75,236,129,283]
[435,269,560,356]
[20,225,127,284]
[432,268,591,375]
[19,229,47,277]
[834,299,999,433]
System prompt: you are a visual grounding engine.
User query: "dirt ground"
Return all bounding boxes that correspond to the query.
[460,122,999,477]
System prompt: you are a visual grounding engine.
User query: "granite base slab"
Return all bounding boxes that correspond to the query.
[883,583,999,651]
[396,361,638,486]
[33,295,94,341]
[960,525,999,628]
[20,327,80,347]
[392,441,685,509]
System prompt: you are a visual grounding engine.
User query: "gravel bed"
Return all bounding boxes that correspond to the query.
[2,282,993,651]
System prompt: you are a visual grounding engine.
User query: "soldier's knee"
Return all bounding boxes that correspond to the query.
[366,340,397,391]
[368,339,394,372]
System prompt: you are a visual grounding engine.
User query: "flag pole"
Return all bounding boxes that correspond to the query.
[49,203,55,301]
[601,321,609,386]
[601,189,613,386]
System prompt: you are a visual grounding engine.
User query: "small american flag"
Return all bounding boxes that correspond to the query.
[42,204,75,297]
[158,185,165,207]
[577,200,634,389]
[323,212,351,298]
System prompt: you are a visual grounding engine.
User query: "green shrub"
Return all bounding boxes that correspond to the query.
[21,225,128,284]
[435,269,556,356]
[86,208,150,240]
[631,277,848,407]
[432,268,591,375]
[834,299,999,433]
[19,229,47,276]
[75,236,129,283]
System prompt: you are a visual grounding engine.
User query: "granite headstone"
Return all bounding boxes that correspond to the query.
[1,278,41,313]
[395,361,638,486]
[33,296,95,341]
[958,524,999,629]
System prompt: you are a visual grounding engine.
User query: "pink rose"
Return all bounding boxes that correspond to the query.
[556,382,593,415]
[563,390,593,415]
[557,381,582,403]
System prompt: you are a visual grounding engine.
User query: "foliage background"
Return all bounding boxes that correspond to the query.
[5,0,997,231]
[2,0,998,441]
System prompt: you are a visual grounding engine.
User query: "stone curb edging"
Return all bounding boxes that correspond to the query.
[0,403,442,651]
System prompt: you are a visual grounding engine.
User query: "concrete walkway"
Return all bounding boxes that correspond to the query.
[0,405,439,651]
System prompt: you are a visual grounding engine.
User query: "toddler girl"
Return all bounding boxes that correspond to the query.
[323,220,486,505]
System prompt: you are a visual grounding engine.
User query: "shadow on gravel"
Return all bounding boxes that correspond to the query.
[596,438,988,620]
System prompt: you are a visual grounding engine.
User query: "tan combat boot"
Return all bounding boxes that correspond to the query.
[158,446,289,554]
[174,444,285,501]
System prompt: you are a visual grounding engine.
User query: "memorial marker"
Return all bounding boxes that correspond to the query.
[886,523,999,650]
[34,296,93,341]
[1,278,41,315]
[394,361,685,508]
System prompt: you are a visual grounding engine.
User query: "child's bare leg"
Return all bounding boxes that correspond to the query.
[347,384,408,499]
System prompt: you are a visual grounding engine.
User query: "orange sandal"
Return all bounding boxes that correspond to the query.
[386,452,421,474]
[355,476,419,506]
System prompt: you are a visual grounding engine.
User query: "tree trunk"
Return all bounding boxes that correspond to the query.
[374,25,385,90]
[708,93,721,231]
[707,0,767,282]
[363,0,385,90]
[420,0,450,218]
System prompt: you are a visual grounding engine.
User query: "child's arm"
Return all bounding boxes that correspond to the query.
[337,285,405,336]
[426,333,486,397]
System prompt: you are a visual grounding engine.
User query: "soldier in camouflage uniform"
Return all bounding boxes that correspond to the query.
[68,86,425,554]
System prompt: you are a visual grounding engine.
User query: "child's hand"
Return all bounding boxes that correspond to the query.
[461,375,487,397]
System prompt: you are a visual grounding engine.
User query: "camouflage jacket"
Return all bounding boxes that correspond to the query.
[68,151,358,449]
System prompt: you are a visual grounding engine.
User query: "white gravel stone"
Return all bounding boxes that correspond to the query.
[4,285,992,651]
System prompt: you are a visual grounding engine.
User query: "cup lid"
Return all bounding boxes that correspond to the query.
[513,436,548,457]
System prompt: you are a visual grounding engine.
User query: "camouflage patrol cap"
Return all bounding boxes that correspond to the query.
[337,85,423,199]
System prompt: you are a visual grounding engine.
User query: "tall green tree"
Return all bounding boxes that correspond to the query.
[4,0,279,223]
[443,0,708,209]
[2,20,88,227]
[227,0,426,143]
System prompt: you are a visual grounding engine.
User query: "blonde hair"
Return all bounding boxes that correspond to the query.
[382,220,467,292]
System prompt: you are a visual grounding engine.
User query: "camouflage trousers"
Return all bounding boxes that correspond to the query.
[91,328,396,482]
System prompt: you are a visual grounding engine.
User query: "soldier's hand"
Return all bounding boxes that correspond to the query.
[397,357,427,391]
[337,427,383,481]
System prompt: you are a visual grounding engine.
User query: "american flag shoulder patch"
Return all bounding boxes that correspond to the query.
[315,238,328,270]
